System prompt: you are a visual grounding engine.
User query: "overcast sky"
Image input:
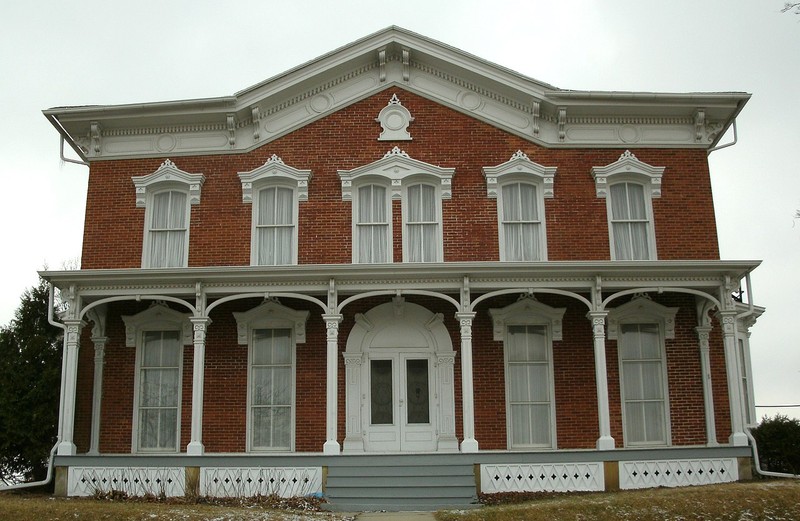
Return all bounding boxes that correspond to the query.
[1,1,798,422]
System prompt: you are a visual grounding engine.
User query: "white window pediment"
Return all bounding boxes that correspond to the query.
[591,150,664,199]
[233,300,310,345]
[121,303,193,347]
[607,295,678,340]
[483,150,557,199]
[338,147,454,201]
[489,297,566,341]
[238,154,312,203]
[132,159,205,207]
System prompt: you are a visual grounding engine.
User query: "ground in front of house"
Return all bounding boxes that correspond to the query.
[1,480,798,520]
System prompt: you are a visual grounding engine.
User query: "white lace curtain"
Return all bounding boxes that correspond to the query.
[251,328,292,450]
[256,187,294,265]
[610,183,649,260]
[148,191,187,268]
[407,184,437,262]
[619,323,666,444]
[501,183,540,261]
[139,330,181,450]
[507,325,551,447]
[356,184,389,263]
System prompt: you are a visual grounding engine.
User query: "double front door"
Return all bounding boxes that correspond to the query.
[365,353,436,452]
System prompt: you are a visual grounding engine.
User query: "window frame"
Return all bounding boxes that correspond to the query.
[490,297,565,450]
[123,304,192,454]
[251,182,300,266]
[132,159,205,269]
[591,150,664,261]
[401,179,443,263]
[483,151,556,262]
[233,300,309,453]
[351,179,393,264]
[607,295,678,448]
[238,155,312,267]
[606,180,657,261]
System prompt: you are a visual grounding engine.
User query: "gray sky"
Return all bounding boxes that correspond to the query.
[1,0,798,421]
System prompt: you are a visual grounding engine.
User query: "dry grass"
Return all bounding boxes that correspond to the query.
[436,480,800,521]
[0,491,356,521]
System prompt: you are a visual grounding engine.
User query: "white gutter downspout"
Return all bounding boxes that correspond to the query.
[745,427,800,479]
[59,135,89,167]
[0,285,68,491]
[708,119,738,155]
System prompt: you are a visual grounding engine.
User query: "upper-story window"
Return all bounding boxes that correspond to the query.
[339,147,454,264]
[355,183,391,263]
[483,151,556,262]
[607,295,678,447]
[132,159,205,268]
[592,151,664,261]
[404,182,440,262]
[239,155,311,266]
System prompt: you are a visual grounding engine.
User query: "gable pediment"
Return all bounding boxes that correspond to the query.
[46,26,749,162]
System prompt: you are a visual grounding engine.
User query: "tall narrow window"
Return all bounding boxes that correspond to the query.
[250,328,293,451]
[738,338,753,425]
[507,325,553,447]
[610,183,650,260]
[619,323,668,445]
[406,183,438,262]
[500,183,541,261]
[147,190,188,268]
[137,330,181,452]
[356,184,389,263]
[255,186,294,265]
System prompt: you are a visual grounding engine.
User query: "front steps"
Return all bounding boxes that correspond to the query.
[324,454,478,511]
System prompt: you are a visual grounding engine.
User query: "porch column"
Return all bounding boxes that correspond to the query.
[436,352,459,451]
[456,311,478,453]
[187,316,210,455]
[323,314,343,454]
[87,336,107,455]
[588,311,615,450]
[58,319,84,456]
[695,325,718,446]
[718,310,747,446]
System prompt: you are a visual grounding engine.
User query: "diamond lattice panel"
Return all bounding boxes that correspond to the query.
[481,462,604,493]
[201,467,322,498]
[619,458,738,490]
[68,467,185,497]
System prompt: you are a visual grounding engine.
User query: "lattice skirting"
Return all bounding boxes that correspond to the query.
[68,467,185,497]
[200,467,323,498]
[619,458,738,490]
[481,462,604,493]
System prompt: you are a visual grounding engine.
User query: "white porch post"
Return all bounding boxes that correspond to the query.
[87,337,107,455]
[323,313,343,454]
[187,316,210,455]
[58,318,84,456]
[588,311,615,450]
[456,311,478,453]
[719,310,747,446]
[695,325,718,446]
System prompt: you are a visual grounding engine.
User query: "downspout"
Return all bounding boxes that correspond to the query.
[707,119,738,155]
[0,285,68,491]
[745,426,800,479]
[60,135,89,167]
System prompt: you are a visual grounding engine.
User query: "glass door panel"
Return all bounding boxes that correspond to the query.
[370,359,394,425]
[405,359,430,424]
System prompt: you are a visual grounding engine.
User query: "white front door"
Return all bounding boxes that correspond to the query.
[365,353,437,452]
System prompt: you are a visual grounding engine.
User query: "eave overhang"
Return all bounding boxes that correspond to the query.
[43,26,750,163]
[40,260,761,304]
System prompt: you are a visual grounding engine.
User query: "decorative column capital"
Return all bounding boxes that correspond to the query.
[695,325,712,351]
[190,316,211,343]
[716,310,737,335]
[586,311,608,338]
[91,337,108,361]
[455,312,476,338]
[323,314,344,339]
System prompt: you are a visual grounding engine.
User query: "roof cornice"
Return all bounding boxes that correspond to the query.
[44,26,750,162]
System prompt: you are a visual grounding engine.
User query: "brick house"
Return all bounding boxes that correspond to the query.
[42,27,762,509]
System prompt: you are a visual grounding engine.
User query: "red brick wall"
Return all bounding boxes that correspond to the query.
[81,88,719,269]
